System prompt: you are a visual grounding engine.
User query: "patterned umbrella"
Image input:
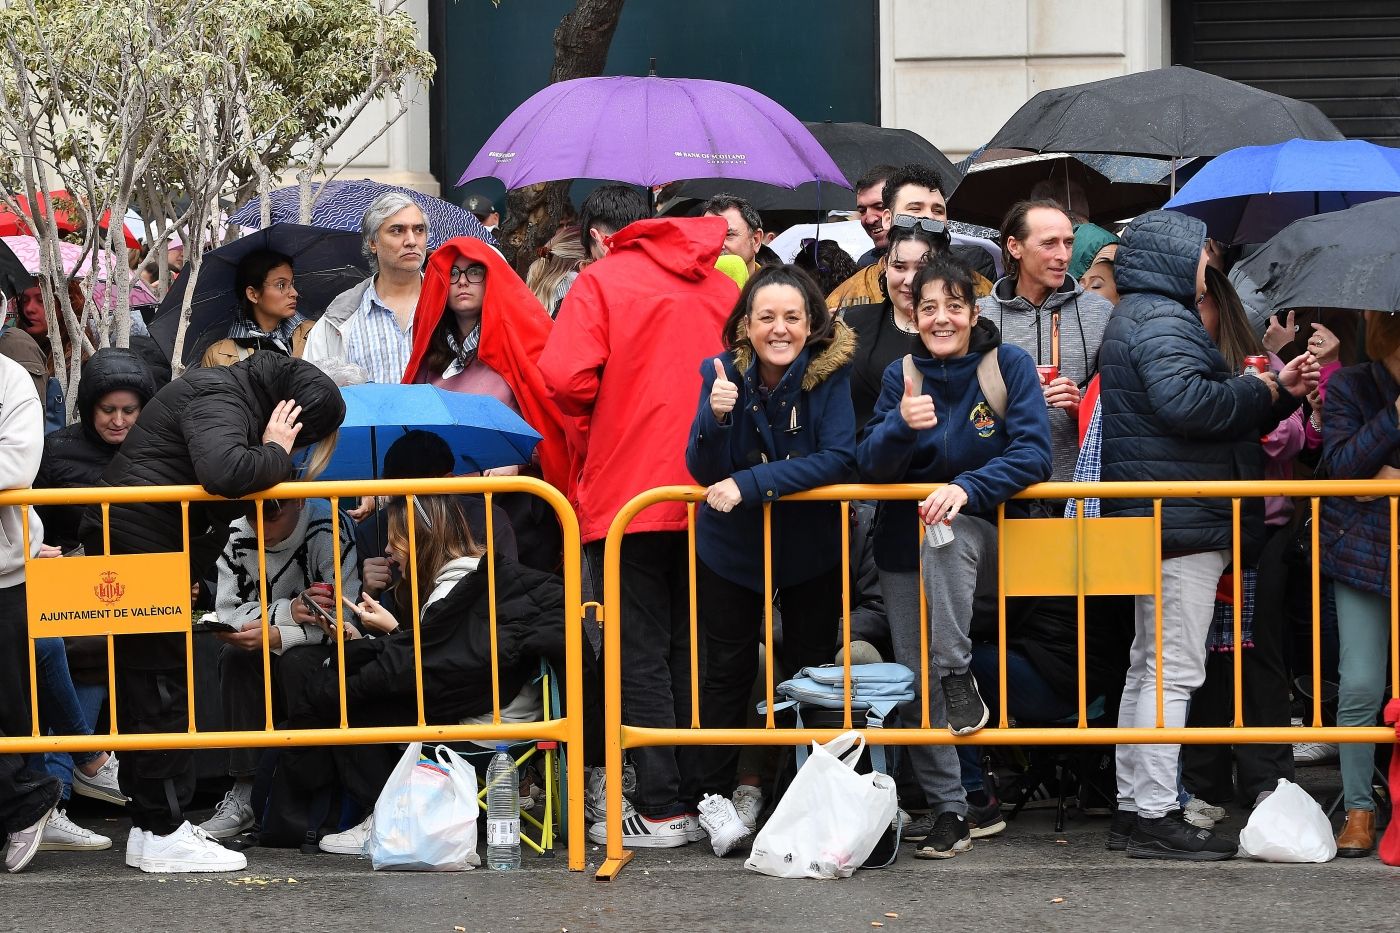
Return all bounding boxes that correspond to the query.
[0,235,111,277]
[229,180,497,252]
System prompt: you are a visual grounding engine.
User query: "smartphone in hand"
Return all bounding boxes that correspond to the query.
[299,592,337,631]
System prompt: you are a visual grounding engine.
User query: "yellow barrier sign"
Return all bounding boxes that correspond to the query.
[27,552,191,638]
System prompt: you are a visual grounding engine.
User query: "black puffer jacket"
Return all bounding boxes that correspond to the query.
[80,352,344,667]
[1099,211,1297,554]
[311,555,566,724]
[36,349,156,549]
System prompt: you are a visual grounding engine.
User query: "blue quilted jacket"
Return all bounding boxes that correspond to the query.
[1099,210,1298,556]
[1320,361,1400,596]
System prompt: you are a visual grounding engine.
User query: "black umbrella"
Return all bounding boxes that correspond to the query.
[0,237,34,300]
[663,121,962,214]
[1233,196,1400,313]
[986,66,1342,162]
[148,223,370,365]
[948,148,1172,228]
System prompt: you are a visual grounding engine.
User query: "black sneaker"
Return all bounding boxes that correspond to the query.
[966,792,1006,839]
[1126,811,1237,861]
[913,812,972,859]
[1106,809,1136,851]
[903,811,937,843]
[941,671,989,735]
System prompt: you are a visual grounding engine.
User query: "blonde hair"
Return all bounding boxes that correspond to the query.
[300,430,339,481]
[386,494,484,609]
[525,226,585,314]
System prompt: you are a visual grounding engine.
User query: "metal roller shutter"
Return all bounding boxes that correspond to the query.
[1172,0,1400,146]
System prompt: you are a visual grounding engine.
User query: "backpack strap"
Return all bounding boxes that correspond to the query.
[976,347,1007,420]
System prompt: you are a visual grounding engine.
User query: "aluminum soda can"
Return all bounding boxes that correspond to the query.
[925,519,954,549]
[1242,355,1269,375]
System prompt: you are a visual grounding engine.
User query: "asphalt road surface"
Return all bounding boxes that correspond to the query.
[6,766,1392,933]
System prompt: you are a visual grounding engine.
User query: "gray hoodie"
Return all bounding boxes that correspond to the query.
[976,275,1114,482]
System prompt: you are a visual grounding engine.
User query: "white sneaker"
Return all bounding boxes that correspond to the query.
[72,754,126,806]
[1184,796,1227,824]
[318,814,373,855]
[584,767,638,825]
[586,812,693,849]
[1293,742,1339,765]
[125,828,149,868]
[1181,807,1215,829]
[696,794,753,857]
[731,784,763,831]
[198,787,255,840]
[139,822,247,873]
[38,808,112,851]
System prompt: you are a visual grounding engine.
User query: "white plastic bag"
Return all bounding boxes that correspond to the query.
[1238,778,1336,863]
[370,743,480,871]
[746,731,897,879]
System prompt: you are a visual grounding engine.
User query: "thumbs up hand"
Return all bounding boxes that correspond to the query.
[899,376,938,430]
[710,358,739,421]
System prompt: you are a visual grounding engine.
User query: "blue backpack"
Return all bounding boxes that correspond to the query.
[761,662,916,728]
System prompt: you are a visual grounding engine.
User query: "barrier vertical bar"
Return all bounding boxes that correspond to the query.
[23,504,38,737]
[254,499,274,731]
[687,502,700,729]
[407,494,425,728]
[101,501,116,735]
[329,494,346,733]
[600,506,632,876]
[918,516,931,729]
[1154,498,1164,729]
[763,503,775,729]
[1311,497,1322,728]
[486,492,501,724]
[1392,497,1398,700]
[1231,498,1243,728]
[181,501,196,734]
[1075,499,1087,728]
[841,501,852,730]
[555,488,586,872]
[996,503,1008,729]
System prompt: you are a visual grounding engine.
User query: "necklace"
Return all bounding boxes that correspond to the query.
[889,305,918,335]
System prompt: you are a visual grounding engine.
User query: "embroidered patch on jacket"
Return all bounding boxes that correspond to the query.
[970,401,997,438]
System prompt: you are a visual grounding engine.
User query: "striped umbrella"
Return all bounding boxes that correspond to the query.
[230,180,498,252]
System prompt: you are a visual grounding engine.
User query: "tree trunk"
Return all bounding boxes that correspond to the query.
[497,0,625,275]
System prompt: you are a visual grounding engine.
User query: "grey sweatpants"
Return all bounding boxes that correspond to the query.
[880,513,999,814]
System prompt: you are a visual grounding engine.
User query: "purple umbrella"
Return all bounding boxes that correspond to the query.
[458,75,849,190]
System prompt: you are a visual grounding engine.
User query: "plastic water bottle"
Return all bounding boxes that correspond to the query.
[485,745,521,870]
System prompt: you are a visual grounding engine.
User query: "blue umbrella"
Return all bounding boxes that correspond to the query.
[1165,139,1400,244]
[317,383,541,481]
[229,179,498,252]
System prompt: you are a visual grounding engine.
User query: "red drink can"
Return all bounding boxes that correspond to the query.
[1242,355,1269,375]
[1035,364,1059,386]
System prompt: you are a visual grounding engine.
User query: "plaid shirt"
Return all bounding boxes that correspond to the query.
[1064,399,1103,519]
[343,279,413,383]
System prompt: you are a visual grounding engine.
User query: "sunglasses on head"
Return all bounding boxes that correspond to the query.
[890,214,950,242]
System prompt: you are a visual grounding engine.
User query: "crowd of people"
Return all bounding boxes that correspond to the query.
[0,162,1390,877]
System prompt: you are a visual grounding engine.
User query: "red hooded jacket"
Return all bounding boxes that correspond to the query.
[539,216,738,543]
[401,237,569,492]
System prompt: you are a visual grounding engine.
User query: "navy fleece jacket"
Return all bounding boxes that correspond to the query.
[857,319,1052,572]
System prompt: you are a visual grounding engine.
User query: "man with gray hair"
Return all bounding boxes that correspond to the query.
[303,192,428,383]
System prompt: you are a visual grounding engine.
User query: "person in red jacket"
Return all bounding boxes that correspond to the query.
[540,188,738,849]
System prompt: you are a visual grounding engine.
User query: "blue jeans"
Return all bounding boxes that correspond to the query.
[28,639,104,801]
[957,645,1078,790]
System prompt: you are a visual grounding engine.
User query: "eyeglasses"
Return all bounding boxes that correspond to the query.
[890,214,950,240]
[449,265,487,284]
[260,278,295,293]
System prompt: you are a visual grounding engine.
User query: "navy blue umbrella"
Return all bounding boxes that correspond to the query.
[316,383,541,481]
[229,179,498,252]
[147,223,370,365]
[1165,139,1400,244]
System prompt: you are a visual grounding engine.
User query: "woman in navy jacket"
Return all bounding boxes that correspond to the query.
[858,255,1052,857]
[1318,311,1400,857]
[685,265,856,852]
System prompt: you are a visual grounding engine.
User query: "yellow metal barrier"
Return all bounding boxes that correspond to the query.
[595,480,1400,881]
[0,476,587,872]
